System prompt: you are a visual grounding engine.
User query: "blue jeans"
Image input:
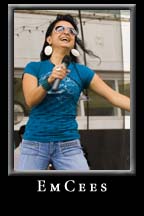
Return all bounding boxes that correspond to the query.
[18,139,90,171]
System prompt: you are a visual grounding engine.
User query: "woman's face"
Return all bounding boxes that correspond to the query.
[47,21,77,51]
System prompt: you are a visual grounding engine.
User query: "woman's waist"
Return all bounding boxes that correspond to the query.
[27,116,77,130]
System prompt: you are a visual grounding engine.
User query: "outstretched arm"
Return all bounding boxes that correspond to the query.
[89,74,130,112]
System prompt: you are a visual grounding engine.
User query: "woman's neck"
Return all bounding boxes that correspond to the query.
[50,49,70,65]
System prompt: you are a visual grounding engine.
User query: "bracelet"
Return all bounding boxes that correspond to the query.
[40,78,52,91]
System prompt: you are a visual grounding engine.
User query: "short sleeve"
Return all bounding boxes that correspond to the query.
[24,61,41,78]
[75,64,96,89]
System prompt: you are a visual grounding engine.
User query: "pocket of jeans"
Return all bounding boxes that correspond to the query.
[20,140,39,156]
[60,139,82,156]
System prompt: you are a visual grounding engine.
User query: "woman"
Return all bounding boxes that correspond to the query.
[18,14,130,170]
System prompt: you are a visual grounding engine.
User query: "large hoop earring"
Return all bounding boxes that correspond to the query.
[44,45,53,56]
[71,48,80,57]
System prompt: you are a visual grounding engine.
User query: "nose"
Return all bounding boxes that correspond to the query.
[63,27,70,34]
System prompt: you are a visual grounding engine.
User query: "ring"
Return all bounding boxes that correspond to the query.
[56,66,61,71]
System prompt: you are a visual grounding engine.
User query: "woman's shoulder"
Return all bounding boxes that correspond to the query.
[25,60,42,68]
[74,62,94,73]
[24,60,49,71]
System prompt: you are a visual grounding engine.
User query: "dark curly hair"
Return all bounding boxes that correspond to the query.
[40,14,101,64]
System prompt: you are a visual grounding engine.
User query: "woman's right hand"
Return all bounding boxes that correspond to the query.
[48,64,69,84]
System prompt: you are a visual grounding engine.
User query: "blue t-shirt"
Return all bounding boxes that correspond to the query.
[23,60,95,142]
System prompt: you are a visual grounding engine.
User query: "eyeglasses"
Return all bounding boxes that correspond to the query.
[54,25,78,36]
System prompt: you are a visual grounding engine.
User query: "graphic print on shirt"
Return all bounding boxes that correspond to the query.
[39,71,82,105]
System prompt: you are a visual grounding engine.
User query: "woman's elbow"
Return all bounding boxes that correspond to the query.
[25,98,33,109]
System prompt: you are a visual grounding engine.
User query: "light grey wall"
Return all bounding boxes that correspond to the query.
[14,11,130,72]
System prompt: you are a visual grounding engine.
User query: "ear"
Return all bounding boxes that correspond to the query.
[46,36,52,45]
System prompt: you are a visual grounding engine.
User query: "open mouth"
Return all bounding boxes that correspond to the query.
[60,37,69,42]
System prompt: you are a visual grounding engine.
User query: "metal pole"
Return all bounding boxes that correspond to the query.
[78,10,87,65]
[78,10,89,130]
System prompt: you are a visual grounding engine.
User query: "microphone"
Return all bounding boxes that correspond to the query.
[52,55,71,91]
